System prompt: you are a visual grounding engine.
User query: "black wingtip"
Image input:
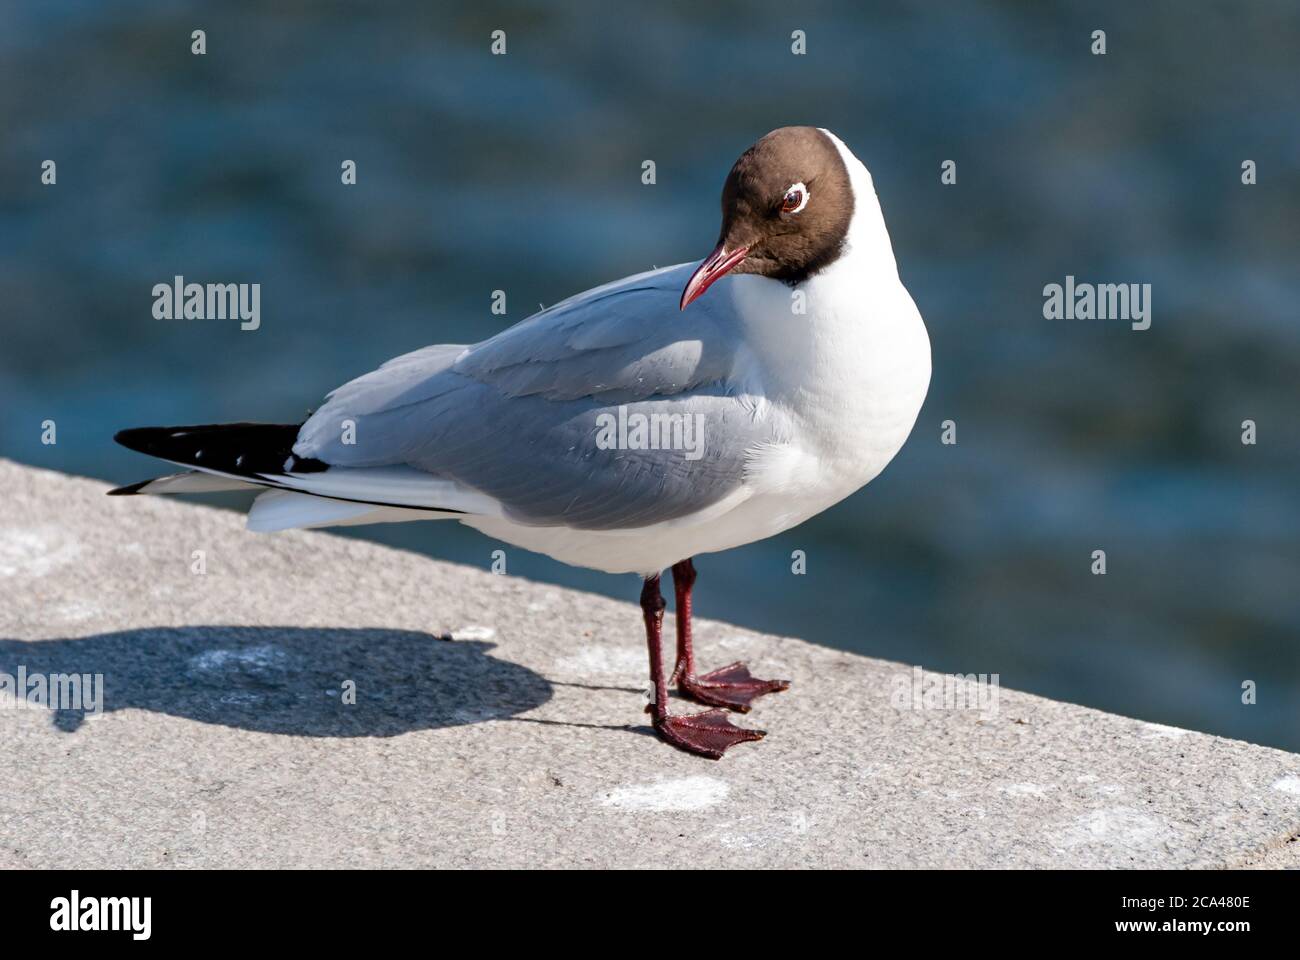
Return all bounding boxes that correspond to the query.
[111,422,325,477]
[114,426,182,457]
[114,426,163,455]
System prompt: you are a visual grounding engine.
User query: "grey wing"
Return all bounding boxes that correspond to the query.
[293,264,786,529]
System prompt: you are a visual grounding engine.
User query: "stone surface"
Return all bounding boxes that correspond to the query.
[1,458,1297,869]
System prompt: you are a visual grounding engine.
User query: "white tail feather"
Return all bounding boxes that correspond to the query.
[246,489,448,532]
[136,471,256,494]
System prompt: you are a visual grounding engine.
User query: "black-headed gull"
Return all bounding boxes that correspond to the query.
[113,127,931,759]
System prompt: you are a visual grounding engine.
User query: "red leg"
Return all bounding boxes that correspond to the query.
[670,558,697,684]
[670,558,790,712]
[641,574,764,760]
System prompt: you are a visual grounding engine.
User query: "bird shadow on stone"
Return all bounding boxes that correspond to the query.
[0,626,552,737]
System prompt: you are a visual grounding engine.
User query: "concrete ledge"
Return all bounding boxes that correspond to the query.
[2,458,1298,868]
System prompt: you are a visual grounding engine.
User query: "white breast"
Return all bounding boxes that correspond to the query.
[727,132,932,512]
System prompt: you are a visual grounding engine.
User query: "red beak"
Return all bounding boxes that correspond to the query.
[679,242,749,310]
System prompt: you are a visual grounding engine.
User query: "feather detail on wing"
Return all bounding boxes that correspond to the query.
[291,264,789,530]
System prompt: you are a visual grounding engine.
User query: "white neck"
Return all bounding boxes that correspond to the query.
[815,127,900,289]
[724,132,931,484]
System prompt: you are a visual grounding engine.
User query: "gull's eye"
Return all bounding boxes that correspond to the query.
[780,182,809,215]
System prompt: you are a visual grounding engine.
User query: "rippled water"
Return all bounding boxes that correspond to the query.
[2,1,1297,749]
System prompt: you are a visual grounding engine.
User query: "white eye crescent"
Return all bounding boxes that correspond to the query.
[780,181,810,215]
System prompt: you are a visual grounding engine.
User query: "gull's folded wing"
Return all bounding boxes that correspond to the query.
[293,264,789,530]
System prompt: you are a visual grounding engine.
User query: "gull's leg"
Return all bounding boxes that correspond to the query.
[669,558,697,685]
[670,558,790,713]
[641,574,764,759]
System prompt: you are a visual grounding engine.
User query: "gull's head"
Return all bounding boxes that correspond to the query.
[680,126,858,310]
